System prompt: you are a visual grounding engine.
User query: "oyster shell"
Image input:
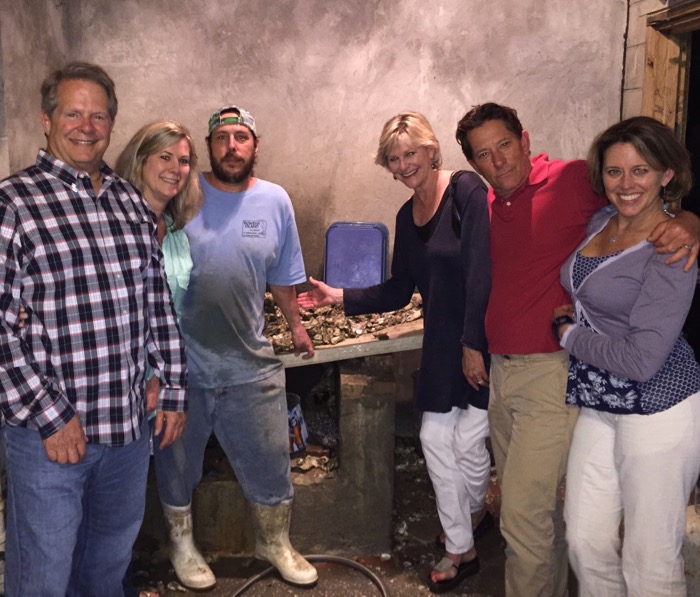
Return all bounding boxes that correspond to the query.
[264,292,423,353]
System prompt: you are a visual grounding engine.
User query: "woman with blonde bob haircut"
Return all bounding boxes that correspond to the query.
[553,116,700,596]
[117,121,214,591]
[375,111,442,170]
[300,111,492,593]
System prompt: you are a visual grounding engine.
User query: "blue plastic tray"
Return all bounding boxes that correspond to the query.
[325,222,389,288]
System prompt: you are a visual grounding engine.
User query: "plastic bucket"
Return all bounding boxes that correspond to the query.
[286,393,308,454]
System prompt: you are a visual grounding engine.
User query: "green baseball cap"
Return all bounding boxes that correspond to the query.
[207,105,257,136]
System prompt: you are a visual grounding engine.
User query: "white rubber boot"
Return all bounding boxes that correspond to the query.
[162,503,216,590]
[251,501,318,586]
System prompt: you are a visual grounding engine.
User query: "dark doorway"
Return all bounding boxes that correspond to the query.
[683,29,700,358]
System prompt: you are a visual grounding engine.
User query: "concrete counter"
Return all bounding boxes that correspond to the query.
[278,319,423,368]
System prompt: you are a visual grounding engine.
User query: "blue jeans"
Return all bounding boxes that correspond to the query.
[153,368,292,507]
[4,420,150,597]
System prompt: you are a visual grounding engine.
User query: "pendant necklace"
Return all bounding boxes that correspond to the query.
[608,215,620,244]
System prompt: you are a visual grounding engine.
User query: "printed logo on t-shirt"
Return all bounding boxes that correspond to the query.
[242,219,267,238]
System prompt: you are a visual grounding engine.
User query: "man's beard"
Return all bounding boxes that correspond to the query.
[210,151,256,185]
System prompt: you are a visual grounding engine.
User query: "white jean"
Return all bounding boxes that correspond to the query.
[420,405,491,554]
[565,392,700,597]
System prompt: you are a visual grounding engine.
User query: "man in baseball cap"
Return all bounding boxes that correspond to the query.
[155,103,317,590]
[207,104,257,137]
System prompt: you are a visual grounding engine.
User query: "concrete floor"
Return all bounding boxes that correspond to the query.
[130,436,512,596]
[128,395,700,596]
[130,496,700,596]
[127,392,571,597]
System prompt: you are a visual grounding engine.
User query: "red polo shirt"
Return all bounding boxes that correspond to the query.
[486,154,605,354]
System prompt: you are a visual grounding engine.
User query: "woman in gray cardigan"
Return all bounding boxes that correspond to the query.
[552,116,700,596]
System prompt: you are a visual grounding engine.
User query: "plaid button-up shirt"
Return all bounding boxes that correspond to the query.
[0,150,187,447]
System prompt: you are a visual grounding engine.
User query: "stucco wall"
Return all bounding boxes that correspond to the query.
[0,39,5,177]
[1,0,627,275]
[0,0,66,175]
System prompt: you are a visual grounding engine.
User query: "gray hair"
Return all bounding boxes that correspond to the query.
[41,62,118,120]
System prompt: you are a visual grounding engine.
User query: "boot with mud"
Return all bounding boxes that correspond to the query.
[162,503,216,591]
[251,501,318,586]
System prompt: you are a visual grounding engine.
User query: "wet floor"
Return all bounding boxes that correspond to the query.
[129,436,513,596]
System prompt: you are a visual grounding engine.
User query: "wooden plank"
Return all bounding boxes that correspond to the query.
[647,2,700,35]
[642,26,682,128]
[278,319,424,368]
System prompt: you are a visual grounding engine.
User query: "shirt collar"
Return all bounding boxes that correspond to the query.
[527,153,551,187]
[36,149,117,189]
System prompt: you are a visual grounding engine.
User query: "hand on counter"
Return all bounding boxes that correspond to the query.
[290,323,315,359]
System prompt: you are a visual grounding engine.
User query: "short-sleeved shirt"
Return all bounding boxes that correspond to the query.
[181,175,306,388]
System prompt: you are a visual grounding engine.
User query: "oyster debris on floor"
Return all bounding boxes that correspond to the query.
[264,292,423,353]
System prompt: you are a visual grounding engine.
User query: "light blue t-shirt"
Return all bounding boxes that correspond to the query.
[181,174,306,388]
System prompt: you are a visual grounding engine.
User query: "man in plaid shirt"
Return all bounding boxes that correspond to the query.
[0,62,187,596]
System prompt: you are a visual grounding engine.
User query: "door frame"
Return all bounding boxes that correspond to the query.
[642,1,700,135]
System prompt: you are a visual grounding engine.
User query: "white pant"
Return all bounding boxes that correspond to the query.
[420,406,491,553]
[565,392,700,597]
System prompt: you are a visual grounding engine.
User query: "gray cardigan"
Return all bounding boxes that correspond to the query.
[560,207,700,413]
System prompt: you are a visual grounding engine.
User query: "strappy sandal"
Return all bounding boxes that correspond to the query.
[426,555,480,594]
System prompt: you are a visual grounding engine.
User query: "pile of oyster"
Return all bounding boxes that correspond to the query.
[264,293,423,354]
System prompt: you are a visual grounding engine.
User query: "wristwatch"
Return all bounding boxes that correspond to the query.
[551,314,575,341]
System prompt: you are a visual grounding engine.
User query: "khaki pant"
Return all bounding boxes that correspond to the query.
[489,352,578,597]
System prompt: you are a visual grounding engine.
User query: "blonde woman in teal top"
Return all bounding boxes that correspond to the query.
[161,212,193,320]
[116,121,212,592]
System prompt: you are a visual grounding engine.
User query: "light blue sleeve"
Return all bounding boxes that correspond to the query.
[266,191,306,287]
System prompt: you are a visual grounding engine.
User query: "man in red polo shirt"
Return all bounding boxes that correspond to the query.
[455,103,699,596]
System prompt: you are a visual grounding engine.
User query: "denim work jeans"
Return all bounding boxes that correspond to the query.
[153,368,292,507]
[4,419,150,597]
